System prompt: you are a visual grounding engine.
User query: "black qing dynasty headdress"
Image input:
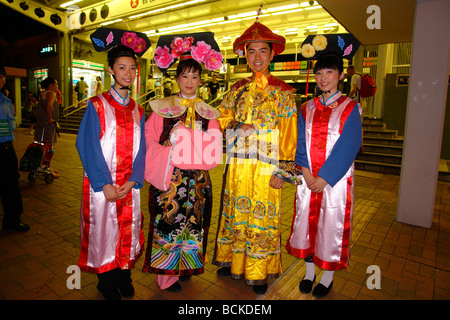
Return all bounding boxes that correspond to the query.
[90,27,151,57]
[153,32,223,73]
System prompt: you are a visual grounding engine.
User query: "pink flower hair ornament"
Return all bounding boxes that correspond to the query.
[153,32,223,72]
[90,27,151,58]
[154,45,175,70]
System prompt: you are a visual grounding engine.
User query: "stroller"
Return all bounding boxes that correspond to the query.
[19,124,58,184]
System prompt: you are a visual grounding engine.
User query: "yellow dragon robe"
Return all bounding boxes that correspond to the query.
[213,75,300,285]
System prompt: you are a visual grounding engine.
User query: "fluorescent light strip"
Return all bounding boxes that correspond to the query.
[267,4,299,12]
[130,0,206,19]
[305,5,322,10]
[271,8,304,15]
[60,0,82,8]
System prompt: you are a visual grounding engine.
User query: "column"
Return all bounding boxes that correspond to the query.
[397,0,450,228]
[372,43,393,119]
[14,77,22,126]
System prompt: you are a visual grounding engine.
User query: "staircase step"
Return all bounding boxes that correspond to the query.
[363,136,404,147]
[357,152,403,165]
[355,159,402,175]
[363,144,403,155]
[363,123,385,131]
[362,117,384,126]
[363,129,399,139]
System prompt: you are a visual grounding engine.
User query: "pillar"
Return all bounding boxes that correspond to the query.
[372,43,393,119]
[14,77,22,126]
[397,0,450,228]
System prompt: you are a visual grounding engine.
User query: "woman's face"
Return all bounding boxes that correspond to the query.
[108,56,136,89]
[177,67,200,97]
[314,68,344,94]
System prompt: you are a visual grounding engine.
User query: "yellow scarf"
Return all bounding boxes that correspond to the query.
[180,97,202,128]
[242,47,270,124]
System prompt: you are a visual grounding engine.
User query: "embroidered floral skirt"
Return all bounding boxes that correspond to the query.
[143,168,212,276]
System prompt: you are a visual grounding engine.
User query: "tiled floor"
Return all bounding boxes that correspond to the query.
[0,128,449,300]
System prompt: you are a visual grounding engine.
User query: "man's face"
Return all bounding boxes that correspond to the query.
[246,42,274,75]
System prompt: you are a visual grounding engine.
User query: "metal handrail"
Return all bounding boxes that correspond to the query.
[61,89,158,118]
[209,90,228,107]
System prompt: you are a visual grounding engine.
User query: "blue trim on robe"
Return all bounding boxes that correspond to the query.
[76,93,145,192]
[0,92,15,143]
[295,96,362,188]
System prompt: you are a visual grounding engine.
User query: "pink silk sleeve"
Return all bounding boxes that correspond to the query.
[170,119,223,170]
[144,112,175,191]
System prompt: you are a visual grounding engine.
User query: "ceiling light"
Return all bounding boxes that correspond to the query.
[285,28,298,35]
[305,5,322,10]
[60,0,82,8]
[300,1,318,7]
[101,18,122,26]
[217,19,242,25]
[271,8,303,15]
[237,11,258,18]
[267,4,299,12]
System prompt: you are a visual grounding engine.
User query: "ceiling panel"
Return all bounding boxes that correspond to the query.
[9,0,416,57]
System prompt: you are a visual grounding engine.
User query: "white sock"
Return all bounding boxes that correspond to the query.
[319,270,335,287]
[304,262,315,281]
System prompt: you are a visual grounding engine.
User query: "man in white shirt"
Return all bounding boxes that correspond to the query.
[347,65,366,118]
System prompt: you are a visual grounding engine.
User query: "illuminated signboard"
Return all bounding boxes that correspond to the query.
[39,44,57,56]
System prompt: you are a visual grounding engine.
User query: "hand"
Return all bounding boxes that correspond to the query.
[238,124,255,137]
[269,175,285,189]
[301,168,315,188]
[103,184,118,202]
[308,176,328,193]
[117,181,136,199]
[169,122,182,146]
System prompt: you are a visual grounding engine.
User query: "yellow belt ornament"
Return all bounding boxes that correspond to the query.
[180,97,202,129]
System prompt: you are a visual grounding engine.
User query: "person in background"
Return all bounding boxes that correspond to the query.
[95,76,103,95]
[25,91,37,135]
[207,74,220,106]
[76,27,151,300]
[0,65,29,232]
[75,76,88,106]
[347,65,366,119]
[35,77,60,178]
[199,82,209,101]
[163,73,172,97]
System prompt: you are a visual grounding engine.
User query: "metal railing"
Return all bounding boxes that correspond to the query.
[58,88,226,131]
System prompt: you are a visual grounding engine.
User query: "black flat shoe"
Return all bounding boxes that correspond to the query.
[2,222,30,232]
[179,275,191,282]
[216,267,231,276]
[97,283,121,300]
[299,275,316,294]
[252,283,268,294]
[166,281,182,292]
[118,283,135,299]
[312,281,333,299]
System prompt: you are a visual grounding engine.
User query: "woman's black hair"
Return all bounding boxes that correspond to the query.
[176,58,202,78]
[313,53,344,74]
[41,77,56,90]
[107,45,136,68]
